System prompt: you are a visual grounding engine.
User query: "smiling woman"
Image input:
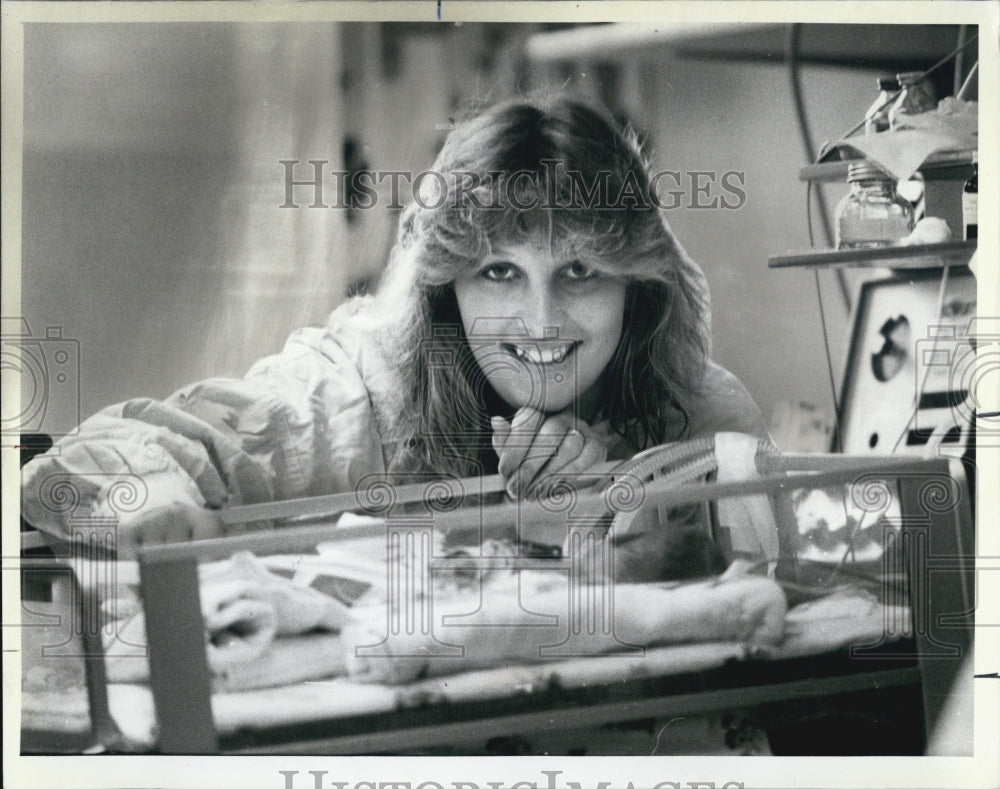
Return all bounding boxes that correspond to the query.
[377,96,768,490]
[20,94,769,568]
[452,242,627,497]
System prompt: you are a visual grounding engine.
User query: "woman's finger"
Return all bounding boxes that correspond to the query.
[508,417,574,497]
[531,429,608,497]
[525,428,586,496]
[557,434,608,477]
[496,407,544,480]
[490,415,511,456]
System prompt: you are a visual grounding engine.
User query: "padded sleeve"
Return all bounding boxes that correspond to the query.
[20,317,388,540]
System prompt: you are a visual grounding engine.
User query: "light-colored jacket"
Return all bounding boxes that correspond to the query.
[20,298,769,541]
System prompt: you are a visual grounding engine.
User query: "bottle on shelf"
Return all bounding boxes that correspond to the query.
[835,161,915,249]
[864,76,900,135]
[963,155,978,240]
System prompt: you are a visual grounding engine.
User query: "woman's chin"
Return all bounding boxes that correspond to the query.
[495,382,576,414]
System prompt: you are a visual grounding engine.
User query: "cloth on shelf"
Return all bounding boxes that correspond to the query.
[838,127,971,183]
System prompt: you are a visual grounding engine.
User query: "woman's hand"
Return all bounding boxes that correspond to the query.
[491,407,608,499]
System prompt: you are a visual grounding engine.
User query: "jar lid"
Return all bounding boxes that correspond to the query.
[847,161,893,183]
[895,71,927,87]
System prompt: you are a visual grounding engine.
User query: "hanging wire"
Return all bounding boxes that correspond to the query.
[805,174,851,576]
[953,26,969,96]
[786,24,851,311]
[958,62,979,100]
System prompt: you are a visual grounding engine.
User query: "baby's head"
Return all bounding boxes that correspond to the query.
[382,96,711,470]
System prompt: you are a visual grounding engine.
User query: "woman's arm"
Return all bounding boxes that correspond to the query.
[20,312,388,555]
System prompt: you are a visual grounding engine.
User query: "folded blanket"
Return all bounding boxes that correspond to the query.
[104,551,353,691]
[761,587,911,660]
[341,573,787,684]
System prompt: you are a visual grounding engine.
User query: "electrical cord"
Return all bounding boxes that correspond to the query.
[958,62,978,100]
[804,178,844,455]
[786,24,851,312]
[954,26,968,97]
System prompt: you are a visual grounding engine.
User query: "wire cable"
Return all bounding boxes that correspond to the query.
[787,24,851,312]
[805,177,845,455]
[814,268,844,455]
[954,26,968,97]
[958,62,979,100]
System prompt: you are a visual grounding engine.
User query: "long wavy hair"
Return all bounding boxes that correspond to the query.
[373,95,710,478]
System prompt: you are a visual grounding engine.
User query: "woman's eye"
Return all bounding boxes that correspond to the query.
[481,262,517,282]
[563,260,598,281]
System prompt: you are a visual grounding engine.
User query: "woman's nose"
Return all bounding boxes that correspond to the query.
[522,286,567,338]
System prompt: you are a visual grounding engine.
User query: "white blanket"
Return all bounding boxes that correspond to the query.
[104,551,353,691]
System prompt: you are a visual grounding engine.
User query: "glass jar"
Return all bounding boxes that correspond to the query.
[835,162,915,249]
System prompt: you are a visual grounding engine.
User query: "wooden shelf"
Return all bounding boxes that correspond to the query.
[768,240,976,270]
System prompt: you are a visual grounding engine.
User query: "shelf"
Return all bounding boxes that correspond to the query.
[800,149,976,184]
[525,23,963,70]
[768,240,976,270]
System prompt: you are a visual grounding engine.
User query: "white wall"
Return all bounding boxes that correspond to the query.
[640,54,879,427]
[22,24,351,422]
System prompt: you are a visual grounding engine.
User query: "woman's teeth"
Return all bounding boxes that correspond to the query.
[510,343,574,364]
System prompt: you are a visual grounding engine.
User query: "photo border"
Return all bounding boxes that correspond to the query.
[2,2,997,788]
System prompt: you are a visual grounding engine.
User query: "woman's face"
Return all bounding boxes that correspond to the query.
[453,239,627,415]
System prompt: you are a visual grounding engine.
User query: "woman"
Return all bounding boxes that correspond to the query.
[21,95,768,567]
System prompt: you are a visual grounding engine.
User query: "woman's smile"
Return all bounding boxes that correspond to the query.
[503,340,578,365]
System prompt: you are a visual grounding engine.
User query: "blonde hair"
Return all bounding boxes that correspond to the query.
[375,95,710,478]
